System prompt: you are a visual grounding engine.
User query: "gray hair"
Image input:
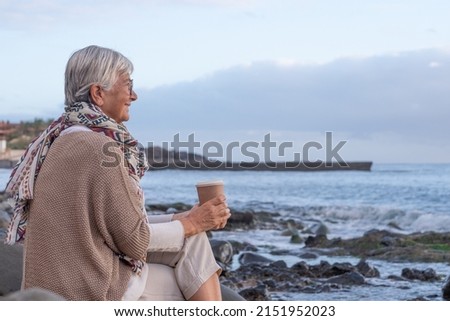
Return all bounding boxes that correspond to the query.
[64,45,134,105]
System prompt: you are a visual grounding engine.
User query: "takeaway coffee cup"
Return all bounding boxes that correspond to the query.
[196,180,224,205]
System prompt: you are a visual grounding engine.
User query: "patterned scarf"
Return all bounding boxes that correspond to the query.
[4,101,149,273]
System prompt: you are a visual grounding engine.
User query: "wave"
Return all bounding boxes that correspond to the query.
[239,202,450,237]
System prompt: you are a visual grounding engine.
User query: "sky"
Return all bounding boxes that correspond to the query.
[1,0,450,163]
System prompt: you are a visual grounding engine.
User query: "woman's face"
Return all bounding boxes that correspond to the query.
[99,73,137,123]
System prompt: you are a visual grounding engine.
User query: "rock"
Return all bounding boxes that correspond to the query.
[326,230,450,263]
[238,252,274,265]
[442,276,450,300]
[0,242,23,296]
[328,262,355,276]
[325,271,365,285]
[270,249,291,256]
[210,240,234,265]
[238,284,269,301]
[408,296,429,301]
[356,259,380,278]
[304,235,328,247]
[0,192,8,202]
[292,260,368,280]
[146,202,191,213]
[290,234,303,244]
[285,219,301,235]
[223,211,256,230]
[387,275,406,281]
[0,201,12,214]
[299,252,318,259]
[270,260,287,269]
[380,235,397,247]
[308,260,332,277]
[401,268,441,282]
[311,222,329,236]
[220,284,246,301]
[1,288,65,301]
[387,221,403,230]
[0,210,10,229]
[291,261,314,277]
[228,240,258,254]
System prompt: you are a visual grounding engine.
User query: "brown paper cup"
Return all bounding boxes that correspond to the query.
[196,180,224,205]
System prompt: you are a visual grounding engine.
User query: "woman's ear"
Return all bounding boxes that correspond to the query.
[89,85,104,106]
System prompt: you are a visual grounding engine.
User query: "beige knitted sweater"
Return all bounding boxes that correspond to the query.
[22,131,150,300]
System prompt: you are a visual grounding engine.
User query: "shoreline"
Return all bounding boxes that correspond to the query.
[1,199,449,300]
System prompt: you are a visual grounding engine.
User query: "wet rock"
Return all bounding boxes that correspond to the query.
[380,235,397,247]
[291,261,314,277]
[210,240,234,265]
[228,240,257,254]
[290,234,303,244]
[239,284,269,301]
[326,262,354,277]
[0,200,12,214]
[308,261,332,276]
[356,259,380,278]
[304,235,328,247]
[270,260,287,269]
[0,192,7,202]
[224,211,255,230]
[442,276,450,300]
[281,219,304,235]
[147,202,191,213]
[300,283,341,294]
[239,252,274,265]
[306,222,329,236]
[225,261,309,295]
[270,249,291,256]
[299,252,318,259]
[0,210,10,229]
[401,268,441,282]
[0,243,23,296]
[326,230,450,263]
[387,221,403,230]
[281,219,304,236]
[408,296,429,301]
[1,288,65,301]
[221,284,246,301]
[387,275,406,281]
[325,271,365,285]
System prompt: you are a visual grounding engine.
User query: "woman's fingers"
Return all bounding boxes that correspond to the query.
[187,196,231,233]
[207,194,226,206]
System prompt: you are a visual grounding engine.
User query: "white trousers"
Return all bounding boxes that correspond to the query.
[138,232,221,300]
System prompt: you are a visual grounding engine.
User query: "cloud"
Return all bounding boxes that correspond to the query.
[129,49,450,145]
[429,61,441,68]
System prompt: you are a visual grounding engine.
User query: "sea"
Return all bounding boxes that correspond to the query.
[1,163,449,300]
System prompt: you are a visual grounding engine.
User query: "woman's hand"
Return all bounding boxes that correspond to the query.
[179,195,231,237]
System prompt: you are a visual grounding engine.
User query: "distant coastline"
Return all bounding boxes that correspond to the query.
[0,148,372,171]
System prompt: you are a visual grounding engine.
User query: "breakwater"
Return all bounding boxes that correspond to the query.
[148,160,372,171]
[0,150,372,171]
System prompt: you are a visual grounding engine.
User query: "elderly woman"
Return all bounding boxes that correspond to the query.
[5,45,231,301]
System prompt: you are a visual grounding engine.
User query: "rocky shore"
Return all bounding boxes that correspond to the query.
[1,194,450,300]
